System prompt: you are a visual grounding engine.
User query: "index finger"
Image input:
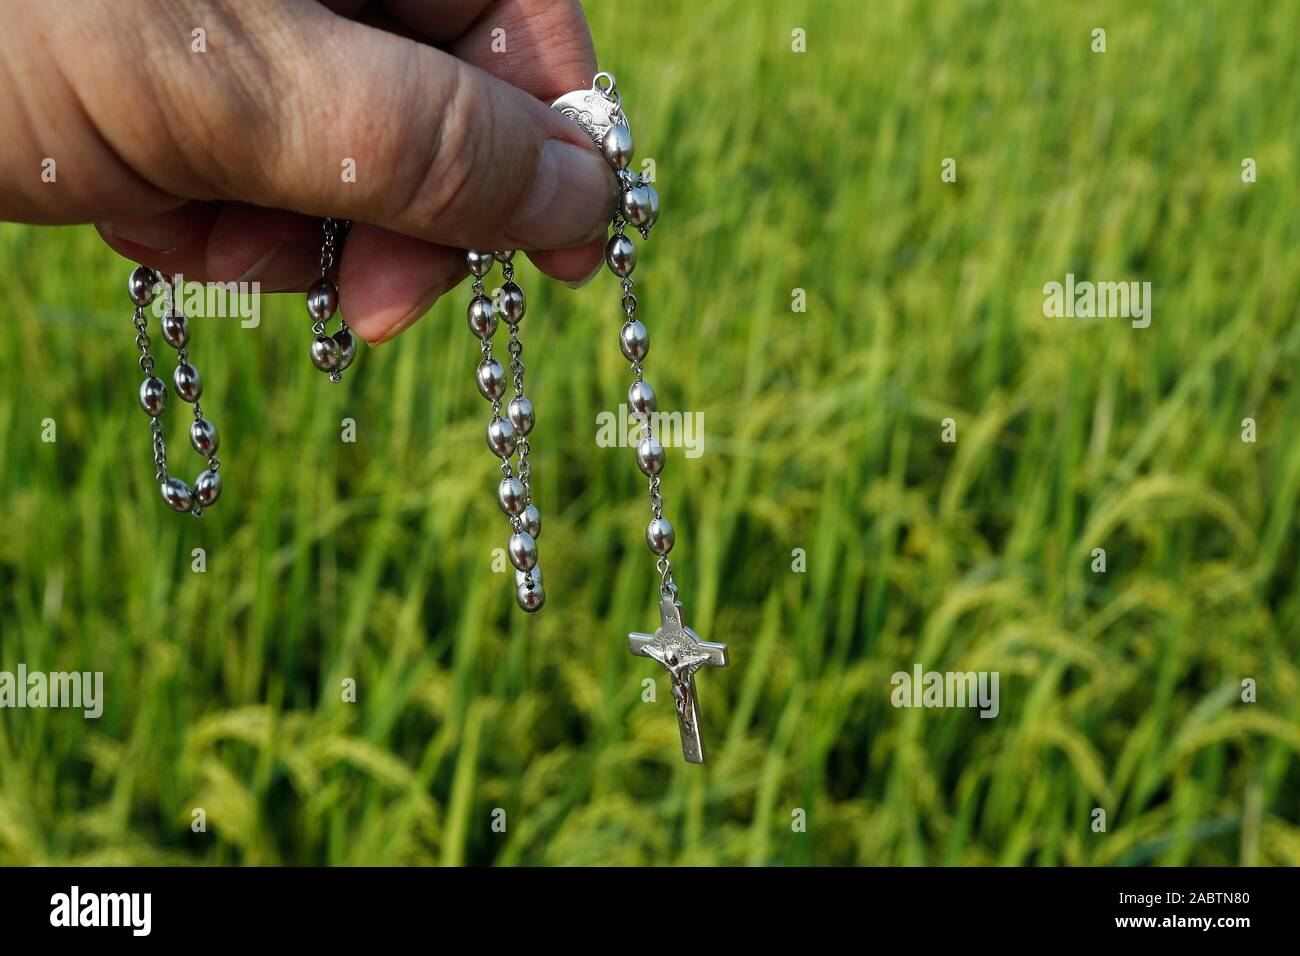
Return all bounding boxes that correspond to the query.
[383,0,606,284]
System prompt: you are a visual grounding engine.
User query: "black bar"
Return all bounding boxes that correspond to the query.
[0,866,1282,941]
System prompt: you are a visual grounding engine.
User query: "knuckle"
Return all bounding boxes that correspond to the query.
[141,5,282,197]
[397,61,495,238]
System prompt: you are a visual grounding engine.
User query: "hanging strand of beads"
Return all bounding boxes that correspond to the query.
[128,265,223,516]
[466,249,545,612]
[586,75,669,595]
[306,218,357,382]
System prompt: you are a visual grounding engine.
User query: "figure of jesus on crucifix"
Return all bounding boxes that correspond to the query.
[629,599,729,764]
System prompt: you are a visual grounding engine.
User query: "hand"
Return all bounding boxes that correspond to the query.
[0,0,615,343]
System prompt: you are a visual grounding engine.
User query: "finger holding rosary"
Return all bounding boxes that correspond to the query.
[0,0,616,344]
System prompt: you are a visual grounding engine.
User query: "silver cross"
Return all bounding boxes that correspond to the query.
[629,600,728,764]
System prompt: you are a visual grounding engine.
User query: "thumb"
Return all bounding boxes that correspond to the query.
[140,7,615,250]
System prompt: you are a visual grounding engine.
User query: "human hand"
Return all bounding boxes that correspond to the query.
[0,0,614,343]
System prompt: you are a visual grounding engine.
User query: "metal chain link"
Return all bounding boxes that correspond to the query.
[617,259,676,601]
[501,257,535,511]
[150,420,168,483]
[129,266,225,516]
[320,217,350,276]
[161,276,194,508]
[473,261,515,488]
[132,304,169,483]
[466,249,544,610]
[319,218,353,383]
[584,75,678,601]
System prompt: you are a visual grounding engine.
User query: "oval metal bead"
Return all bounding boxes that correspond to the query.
[507,396,534,436]
[606,234,637,277]
[467,295,498,339]
[128,265,158,307]
[139,376,168,417]
[310,335,342,371]
[194,469,222,507]
[621,185,657,228]
[636,435,665,476]
[646,517,676,555]
[486,417,517,458]
[628,380,656,418]
[642,184,661,229]
[173,363,203,402]
[306,278,339,322]
[497,282,526,323]
[515,566,543,590]
[333,326,358,371]
[508,531,538,571]
[516,581,545,612]
[498,477,527,516]
[520,503,541,539]
[620,320,649,362]
[477,358,507,400]
[601,124,634,169]
[190,417,220,456]
[160,477,194,513]
[161,310,189,349]
[466,250,495,277]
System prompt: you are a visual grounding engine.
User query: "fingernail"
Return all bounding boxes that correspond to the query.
[563,260,603,290]
[361,273,458,347]
[98,209,191,253]
[508,140,614,248]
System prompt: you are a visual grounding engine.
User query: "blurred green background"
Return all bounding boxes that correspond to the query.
[2,0,1300,865]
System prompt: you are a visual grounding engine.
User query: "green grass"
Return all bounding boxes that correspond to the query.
[2,0,1299,866]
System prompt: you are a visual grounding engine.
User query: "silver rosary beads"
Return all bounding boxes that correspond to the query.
[518,71,726,764]
[558,72,730,765]
[464,249,544,612]
[305,218,357,381]
[126,217,356,515]
[468,72,731,762]
[128,266,223,515]
[122,72,728,764]
[466,73,730,762]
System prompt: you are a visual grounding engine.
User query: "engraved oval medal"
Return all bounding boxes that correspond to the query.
[551,85,628,147]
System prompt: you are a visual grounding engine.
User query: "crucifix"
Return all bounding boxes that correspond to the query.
[629,599,729,764]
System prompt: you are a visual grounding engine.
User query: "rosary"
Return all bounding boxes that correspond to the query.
[122,73,728,765]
